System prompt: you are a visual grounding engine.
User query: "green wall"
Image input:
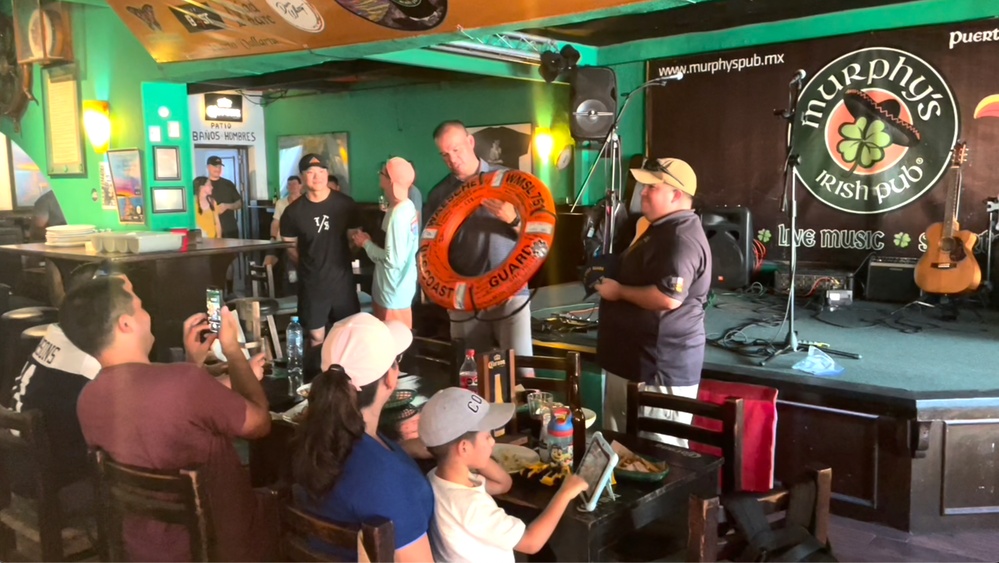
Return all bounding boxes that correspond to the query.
[141,82,196,231]
[0,3,195,232]
[263,78,575,204]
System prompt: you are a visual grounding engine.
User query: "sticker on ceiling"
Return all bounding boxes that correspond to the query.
[126,4,162,31]
[265,0,324,33]
[335,0,446,31]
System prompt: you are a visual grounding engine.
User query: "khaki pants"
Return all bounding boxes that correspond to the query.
[603,370,699,448]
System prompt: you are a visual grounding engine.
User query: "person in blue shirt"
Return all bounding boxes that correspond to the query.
[352,157,420,329]
[291,313,434,562]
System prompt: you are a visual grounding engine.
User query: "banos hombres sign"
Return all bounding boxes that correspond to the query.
[793,47,959,215]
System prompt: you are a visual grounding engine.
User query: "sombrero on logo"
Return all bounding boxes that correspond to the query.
[793,47,958,215]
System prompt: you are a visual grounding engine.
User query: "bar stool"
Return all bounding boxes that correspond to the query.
[226,297,282,360]
[0,307,58,407]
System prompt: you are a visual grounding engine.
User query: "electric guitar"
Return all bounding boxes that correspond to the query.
[914,142,981,295]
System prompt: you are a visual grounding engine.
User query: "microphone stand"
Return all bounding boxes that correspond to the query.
[571,76,680,255]
[760,74,861,366]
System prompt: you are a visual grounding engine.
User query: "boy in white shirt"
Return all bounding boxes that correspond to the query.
[419,387,588,562]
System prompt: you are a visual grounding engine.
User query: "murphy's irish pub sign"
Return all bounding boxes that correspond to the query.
[108,0,651,63]
[646,20,998,263]
[793,48,958,215]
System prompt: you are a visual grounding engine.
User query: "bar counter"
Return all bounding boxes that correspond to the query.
[0,238,291,361]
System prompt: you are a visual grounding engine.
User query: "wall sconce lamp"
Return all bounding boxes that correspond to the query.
[533,128,555,162]
[83,100,111,154]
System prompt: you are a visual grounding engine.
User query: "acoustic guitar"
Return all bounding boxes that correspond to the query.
[914,142,981,295]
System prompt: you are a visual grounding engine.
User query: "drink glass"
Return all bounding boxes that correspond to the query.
[526,391,553,445]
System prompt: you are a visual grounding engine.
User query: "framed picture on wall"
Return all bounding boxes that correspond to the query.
[151,187,187,214]
[277,133,350,195]
[106,149,146,224]
[153,146,181,181]
[467,123,533,174]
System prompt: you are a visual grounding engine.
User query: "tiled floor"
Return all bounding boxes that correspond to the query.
[827,515,997,562]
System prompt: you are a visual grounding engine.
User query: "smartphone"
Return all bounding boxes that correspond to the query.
[206,287,222,333]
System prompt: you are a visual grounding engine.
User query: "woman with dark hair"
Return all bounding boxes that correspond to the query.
[292,313,434,562]
[194,176,222,238]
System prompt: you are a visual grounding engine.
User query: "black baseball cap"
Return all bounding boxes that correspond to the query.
[207,155,223,166]
[299,153,328,172]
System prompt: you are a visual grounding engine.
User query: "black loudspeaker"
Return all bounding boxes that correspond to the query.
[570,67,618,141]
[699,206,753,289]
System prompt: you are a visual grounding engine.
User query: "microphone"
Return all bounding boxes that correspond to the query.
[789,69,806,86]
[649,72,684,85]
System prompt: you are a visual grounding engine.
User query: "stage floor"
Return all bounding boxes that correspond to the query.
[531,283,999,397]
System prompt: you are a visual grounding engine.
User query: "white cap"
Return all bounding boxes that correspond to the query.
[320,313,413,390]
[419,387,515,448]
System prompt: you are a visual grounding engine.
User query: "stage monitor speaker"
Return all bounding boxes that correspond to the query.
[570,67,618,142]
[699,206,753,289]
[865,256,920,302]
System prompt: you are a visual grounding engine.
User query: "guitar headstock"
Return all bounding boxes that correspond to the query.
[951,141,968,168]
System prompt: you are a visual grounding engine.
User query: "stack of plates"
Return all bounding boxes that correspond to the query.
[45,224,96,247]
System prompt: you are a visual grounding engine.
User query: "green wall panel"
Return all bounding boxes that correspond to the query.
[264,78,575,204]
[141,82,195,231]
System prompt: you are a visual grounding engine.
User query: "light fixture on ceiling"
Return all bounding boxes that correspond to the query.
[538,45,580,84]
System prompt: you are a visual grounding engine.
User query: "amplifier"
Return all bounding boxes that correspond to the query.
[773,262,854,296]
[866,256,920,302]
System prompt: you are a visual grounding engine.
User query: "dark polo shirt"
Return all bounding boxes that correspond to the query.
[597,210,712,386]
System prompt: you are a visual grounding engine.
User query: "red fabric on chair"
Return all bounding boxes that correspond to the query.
[691,379,777,492]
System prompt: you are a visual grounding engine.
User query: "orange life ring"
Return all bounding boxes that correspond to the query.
[419,169,556,312]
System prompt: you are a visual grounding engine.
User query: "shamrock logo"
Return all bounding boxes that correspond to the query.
[835,89,921,178]
[757,228,771,243]
[893,232,911,248]
[837,117,893,174]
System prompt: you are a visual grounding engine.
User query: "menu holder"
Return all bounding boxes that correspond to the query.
[478,348,514,405]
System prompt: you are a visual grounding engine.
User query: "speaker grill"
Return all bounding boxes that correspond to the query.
[570,67,618,141]
[699,207,753,289]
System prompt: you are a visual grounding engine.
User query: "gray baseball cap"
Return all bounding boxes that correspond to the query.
[419,387,515,448]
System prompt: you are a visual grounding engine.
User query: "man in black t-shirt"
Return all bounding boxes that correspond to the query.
[280,153,362,347]
[207,155,242,238]
[595,157,712,447]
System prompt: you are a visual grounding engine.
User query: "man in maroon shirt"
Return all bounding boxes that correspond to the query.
[60,275,276,561]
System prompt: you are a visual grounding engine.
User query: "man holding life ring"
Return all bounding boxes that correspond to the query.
[595,157,712,447]
[425,121,534,371]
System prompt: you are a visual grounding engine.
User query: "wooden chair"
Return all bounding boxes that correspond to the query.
[480,351,588,467]
[92,449,215,562]
[626,381,745,493]
[279,495,394,562]
[400,336,465,386]
[688,464,833,562]
[0,407,95,562]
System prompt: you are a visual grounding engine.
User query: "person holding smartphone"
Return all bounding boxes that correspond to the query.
[61,275,277,561]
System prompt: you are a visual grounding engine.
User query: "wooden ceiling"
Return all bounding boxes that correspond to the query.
[188,0,920,96]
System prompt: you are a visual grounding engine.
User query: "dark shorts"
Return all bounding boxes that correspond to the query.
[298,279,360,332]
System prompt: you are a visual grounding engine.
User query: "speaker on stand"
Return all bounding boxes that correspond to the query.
[570,67,618,142]
[699,206,753,289]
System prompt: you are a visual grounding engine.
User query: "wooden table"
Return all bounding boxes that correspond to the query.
[495,430,722,562]
[0,238,291,361]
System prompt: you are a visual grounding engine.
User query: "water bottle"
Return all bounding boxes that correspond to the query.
[546,408,574,468]
[458,350,478,394]
[286,316,304,395]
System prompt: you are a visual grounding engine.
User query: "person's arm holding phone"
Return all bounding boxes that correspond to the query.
[183,312,216,367]
[218,306,271,438]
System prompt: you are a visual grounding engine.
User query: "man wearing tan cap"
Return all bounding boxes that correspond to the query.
[352,157,420,328]
[595,157,712,447]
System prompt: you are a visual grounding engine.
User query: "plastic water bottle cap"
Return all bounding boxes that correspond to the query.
[291,316,299,323]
